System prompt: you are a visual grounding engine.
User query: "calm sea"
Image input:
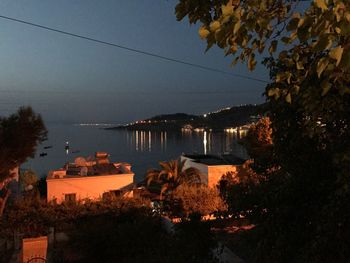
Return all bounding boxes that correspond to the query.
[23,123,248,182]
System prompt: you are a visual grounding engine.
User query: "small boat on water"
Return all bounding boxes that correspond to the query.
[44,145,53,149]
[39,152,47,157]
[72,150,80,154]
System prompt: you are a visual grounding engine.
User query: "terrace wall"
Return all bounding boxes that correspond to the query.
[46,173,134,204]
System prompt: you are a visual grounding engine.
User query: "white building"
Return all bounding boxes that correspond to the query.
[181,154,249,188]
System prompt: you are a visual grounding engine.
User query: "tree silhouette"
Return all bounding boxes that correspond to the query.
[0,106,47,186]
[146,159,202,199]
[0,105,47,217]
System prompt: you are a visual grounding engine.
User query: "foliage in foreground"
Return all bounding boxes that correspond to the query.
[146,159,227,219]
[170,183,227,219]
[1,197,219,263]
[176,0,350,100]
[0,196,149,237]
[176,1,350,262]
[219,115,350,262]
[65,211,218,263]
[20,170,39,191]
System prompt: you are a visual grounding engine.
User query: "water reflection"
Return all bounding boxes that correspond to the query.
[25,124,249,181]
[129,130,168,152]
[203,131,207,155]
[127,129,248,158]
[161,131,167,152]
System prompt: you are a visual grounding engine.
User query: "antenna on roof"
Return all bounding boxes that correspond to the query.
[75,157,87,166]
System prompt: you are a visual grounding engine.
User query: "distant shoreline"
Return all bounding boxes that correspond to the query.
[104,104,263,132]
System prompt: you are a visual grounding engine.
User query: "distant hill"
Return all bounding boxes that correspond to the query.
[106,104,264,131]
[147,113,198,122]
[195,104,262,129]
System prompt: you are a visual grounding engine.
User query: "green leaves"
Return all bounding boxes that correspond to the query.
[176,2,350,261]
[313,34,332,52]
[198,27,210,39]
[176,0,350,102]
[346,12,350,22]
[209,20,221,32]
[314,0,328,11]
[285,93,292,104]
[296,61,304,70]
[339,50,350,68]
[317,57,329,78]
[321,80,332,96]
[329,46,344,66]
[233,21,241,34]
[287,17,300,31]
[297,27,310,42]
[276,71,292,84]
[281,37,291,44]
[268,40,278,55]
[267,88,280,99]
[221,4,233,17]
[248,53,256,71]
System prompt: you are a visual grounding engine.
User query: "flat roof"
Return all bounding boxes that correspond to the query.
[48,163,133,179]
[183,154,246,166]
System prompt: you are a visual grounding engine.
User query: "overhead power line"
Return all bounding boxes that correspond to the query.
[0,14,269,84]
[0,88,257,94]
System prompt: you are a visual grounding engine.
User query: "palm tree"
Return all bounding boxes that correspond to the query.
[146,159,202,199]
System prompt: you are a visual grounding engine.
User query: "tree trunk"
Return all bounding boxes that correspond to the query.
[0,188,11,217]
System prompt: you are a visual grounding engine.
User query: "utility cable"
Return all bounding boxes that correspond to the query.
[0,14,269,84]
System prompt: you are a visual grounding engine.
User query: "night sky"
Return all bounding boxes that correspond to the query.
[0,0,269,124]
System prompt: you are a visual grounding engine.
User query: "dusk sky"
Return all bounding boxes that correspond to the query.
[0,0,269,124]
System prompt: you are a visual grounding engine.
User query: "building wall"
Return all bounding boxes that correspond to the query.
[181,156,247,188]
[46,174,134,204]
[180,156,208,185]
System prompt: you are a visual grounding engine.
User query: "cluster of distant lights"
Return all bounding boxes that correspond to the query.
[202,104,257,118]
[76,123,116,126]
[125,119,167,126]
[203,106,232,118]
[182,125,251,134]
[224,126,251,134]
[124,104,259,127]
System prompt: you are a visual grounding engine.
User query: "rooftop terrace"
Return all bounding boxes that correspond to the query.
[47,152,132,179]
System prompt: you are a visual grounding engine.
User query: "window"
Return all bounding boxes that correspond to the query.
[64,193,76,203]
